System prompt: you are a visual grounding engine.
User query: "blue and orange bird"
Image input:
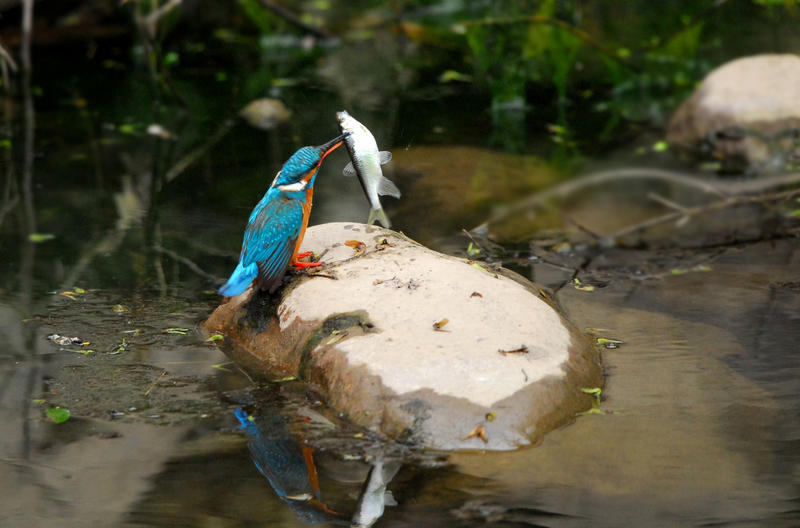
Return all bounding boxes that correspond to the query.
[219,135,346,297]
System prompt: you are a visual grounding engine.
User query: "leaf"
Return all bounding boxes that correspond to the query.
[652,140,669,152]
[576,408,606,416]
[75,349,95,355]
[163,327,189,335]
[463,425,488,443]
[212,362,233,372]
[205,333,224,342]
[572,278,595,291]
[326,330,347,345]
[28,233,55,243]
[485,412,496,422]
[112,304,127,313]
[73,287,86,294]
[498,345,529,355]
[46,408,70,424]
[433,318,450,332]
[596,338,623,345]
[109,338,127,355]
[344,239,366,256]
[466,242,481,257]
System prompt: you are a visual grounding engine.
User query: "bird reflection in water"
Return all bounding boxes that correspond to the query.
[234,406,401,527]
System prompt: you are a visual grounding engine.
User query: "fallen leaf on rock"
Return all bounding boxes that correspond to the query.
[499,345,528,355]
[344,239,367,256]
[326,329,348,345]
[463,425,488,443]
[433,318,450,332]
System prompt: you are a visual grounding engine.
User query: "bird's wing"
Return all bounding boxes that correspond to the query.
[241,199,304,293]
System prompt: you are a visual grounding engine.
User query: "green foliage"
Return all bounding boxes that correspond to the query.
[238,0,275,34]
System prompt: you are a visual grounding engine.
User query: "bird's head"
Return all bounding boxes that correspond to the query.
[273,134,346,192]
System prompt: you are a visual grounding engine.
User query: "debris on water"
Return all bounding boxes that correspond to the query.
[211,362,233,372]
[112,304,127,313]
[581,387,602,404]
[143,371,167,396]
[463,425,488,443]
[577,387,608,416]
[432,318,450,332]
[162,327,189,335]
[670,264,712,275]
[470,291,483,298]
[596,337,624,349]
[205,333,224,342]
[572,278,595,291]
[74,349,95,355]
[109,337,127,355]
[499,345,529,356]
[47,334,83,346]
[59,287,88,300]
[46,407,70,424]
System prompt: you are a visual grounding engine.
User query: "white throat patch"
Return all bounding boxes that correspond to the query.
[277,180,308,192]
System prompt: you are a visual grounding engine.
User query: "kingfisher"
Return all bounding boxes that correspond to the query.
[219,135,346,297]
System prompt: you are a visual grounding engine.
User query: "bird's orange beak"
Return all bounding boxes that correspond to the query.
[301,134,346,183]
[316,134,346,163]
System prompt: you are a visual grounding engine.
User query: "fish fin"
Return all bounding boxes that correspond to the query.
[378,151,392,165]
[368,207,391,228]
[378,176,401,198]
[342,162,357,177]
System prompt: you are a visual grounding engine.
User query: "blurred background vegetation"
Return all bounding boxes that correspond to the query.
[0,0,798,292]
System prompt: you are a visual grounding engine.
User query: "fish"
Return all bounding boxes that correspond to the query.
[336,110,401,228]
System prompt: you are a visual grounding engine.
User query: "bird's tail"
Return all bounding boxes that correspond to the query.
[218,261,257,297]
[368,207,391,228]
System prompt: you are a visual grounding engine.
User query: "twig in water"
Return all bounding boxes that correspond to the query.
[153,244,222,283]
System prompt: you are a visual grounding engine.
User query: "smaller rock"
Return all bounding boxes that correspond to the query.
[667,54,800,171]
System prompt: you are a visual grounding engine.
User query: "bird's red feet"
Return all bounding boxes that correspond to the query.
[293,260,322,269]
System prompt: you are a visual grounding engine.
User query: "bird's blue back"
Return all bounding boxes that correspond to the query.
[218,146,324,297]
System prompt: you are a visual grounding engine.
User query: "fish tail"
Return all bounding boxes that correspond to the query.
[368,207,391,228]
[218,262,257,297]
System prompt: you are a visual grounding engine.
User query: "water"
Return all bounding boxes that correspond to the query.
[2,12,800,527]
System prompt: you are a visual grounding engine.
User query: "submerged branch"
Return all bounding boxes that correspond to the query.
[165,119,235,183]
[607,187,800,242]
[153,244,222,283]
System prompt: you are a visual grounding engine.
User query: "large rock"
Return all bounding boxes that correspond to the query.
[667,54,800,171]
[205,223,602,450]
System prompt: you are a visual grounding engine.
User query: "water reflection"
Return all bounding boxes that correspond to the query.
[234,399,406,527]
